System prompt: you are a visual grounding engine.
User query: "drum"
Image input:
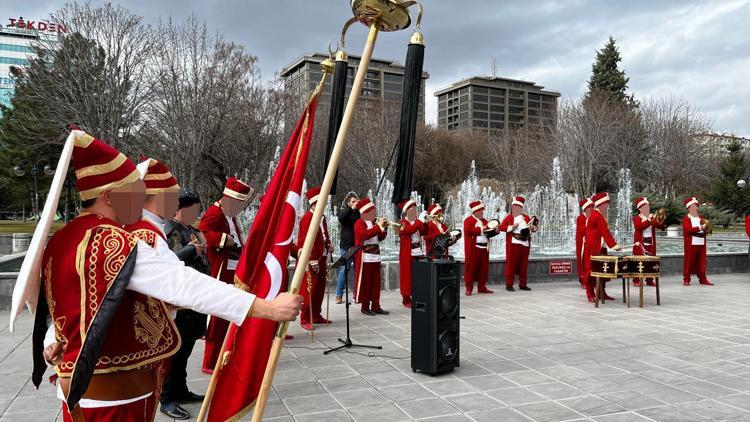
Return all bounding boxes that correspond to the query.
[448,229,462,246]
[484,219,500,239]
[623,255,661,279]
[590,255,621,279]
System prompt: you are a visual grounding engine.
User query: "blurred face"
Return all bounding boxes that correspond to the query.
[176,203,201,226]
[108,179,146,225]
[406,207,416,220]
[222,196,247,217]
[511,204,523,216]
[473,209,485,219]
[148,191,179,220]
[640,204,651,215]
[348,196,358,209]
[598,203,609,215]
[362,208,376,221]
[583,208,593,218]
[688,204,699,215]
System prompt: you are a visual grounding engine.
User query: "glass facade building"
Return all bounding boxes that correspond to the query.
[0,26,40,110]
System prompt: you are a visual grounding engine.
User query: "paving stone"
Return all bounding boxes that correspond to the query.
[348,402,410,422]
[379,383,435,402]
[528,382,586,400]
[501,370,555,386]
[467,407,533,422]
[513,400,583,422]
[332,388,389,409]
[485,386,547,406]
[283,393,340,415]
[442,392,504,413]
[558,395,625,417]
[397,397,459,419]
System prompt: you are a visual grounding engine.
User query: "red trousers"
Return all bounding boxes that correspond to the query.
[465,247,489,290]
[505,243,530,288]
[301,257,327,324]
[63,393,158,421]
[583,248,609,298]
[684,244,708,283]
[632,244,656,284]
[355,261,382,312]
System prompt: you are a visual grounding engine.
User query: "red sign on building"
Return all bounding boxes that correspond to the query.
[549,260,573,275]
[7,17,68,34]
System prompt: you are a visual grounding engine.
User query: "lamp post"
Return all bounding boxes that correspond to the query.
[13,159,55,222]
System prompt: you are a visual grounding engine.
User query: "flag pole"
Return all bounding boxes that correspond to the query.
[197,58,333,422]
[250,23,380,422]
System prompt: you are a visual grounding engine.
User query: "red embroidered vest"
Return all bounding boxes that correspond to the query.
[43,213,180,377]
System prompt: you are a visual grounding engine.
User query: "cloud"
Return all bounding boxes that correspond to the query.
[6,0,749,136]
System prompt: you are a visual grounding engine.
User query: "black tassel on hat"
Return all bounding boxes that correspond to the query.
[391,30,425,205]
[323,50,349,196]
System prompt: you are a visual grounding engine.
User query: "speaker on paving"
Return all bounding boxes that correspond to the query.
[411,257,460,375]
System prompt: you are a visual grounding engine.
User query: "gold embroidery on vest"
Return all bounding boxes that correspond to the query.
[131,229,157,247]
[134,297,166,348]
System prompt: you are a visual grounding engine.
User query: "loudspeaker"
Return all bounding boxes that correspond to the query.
[411,257,460,375]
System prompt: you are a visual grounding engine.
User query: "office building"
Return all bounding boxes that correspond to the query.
[435,76,560,137]
[280,52,429,123]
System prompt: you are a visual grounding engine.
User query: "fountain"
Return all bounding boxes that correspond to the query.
[526,158,576,255]
[613,168,634,247]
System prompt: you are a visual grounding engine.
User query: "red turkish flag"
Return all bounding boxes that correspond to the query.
[206,97,318,421]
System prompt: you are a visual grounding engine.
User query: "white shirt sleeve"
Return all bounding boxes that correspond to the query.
[128,240,255,325]
[44,323,56,349]
[153,235,183,265]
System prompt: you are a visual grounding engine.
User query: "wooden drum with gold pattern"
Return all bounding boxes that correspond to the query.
[622,255,661,279]
[590,255,621,279]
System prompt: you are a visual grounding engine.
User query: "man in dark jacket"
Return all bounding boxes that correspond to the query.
[335,193,360,303]
[160,188,209,419]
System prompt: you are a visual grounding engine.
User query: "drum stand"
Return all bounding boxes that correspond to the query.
[324,246,382,355]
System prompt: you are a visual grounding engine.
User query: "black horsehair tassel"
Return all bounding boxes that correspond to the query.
[391,32,425,206]
[323,51,349,196]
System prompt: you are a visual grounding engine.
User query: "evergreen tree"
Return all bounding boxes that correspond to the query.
[711,140,750,216]
[587,36,636,106]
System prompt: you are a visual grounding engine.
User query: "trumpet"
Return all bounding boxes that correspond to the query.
[425,213,445,223]
[376,217,403,230]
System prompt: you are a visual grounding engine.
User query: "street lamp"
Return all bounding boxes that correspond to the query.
[13,159,55,221]
[737,179,746,189]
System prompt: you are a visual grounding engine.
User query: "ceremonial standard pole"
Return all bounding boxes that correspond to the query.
[251,2,420,420]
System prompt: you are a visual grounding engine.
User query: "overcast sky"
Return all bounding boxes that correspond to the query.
[7,0,750,136]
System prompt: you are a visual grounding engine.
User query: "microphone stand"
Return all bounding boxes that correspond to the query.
[324,245,382,355]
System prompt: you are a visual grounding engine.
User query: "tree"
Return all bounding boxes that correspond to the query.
[587,36,635,106]
[712,140,750,215]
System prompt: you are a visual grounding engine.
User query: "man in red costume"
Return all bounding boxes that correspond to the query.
[124,157,200,419]
[35,131,301,421]
[297,187,334,330]
[353,198,390,315]
[745,214,750,238]
[576,198,593,289]
[198,177,252,374]
[398,198,427,308]
[682,196,713,286]
[582,192,622,302]
[423,204,450,256]
[632,196,665,287]
[463,200,496,296]
[499,195,536,292]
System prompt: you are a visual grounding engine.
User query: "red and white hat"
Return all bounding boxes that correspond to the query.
[223,177,252,201]
[684,196,699,208]
[72,132,141,200]
[427,204,443,216]
[399,199,417,214]
[136,157,179,195]
[469,200,484,213]
[357,197,375,214]
[634,196,649,210]
[306,187,321,205]
[512,195,525,207]
[592,192,610,207]
[579,198,593,211]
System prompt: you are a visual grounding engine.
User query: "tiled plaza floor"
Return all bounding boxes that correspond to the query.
[2,274,750,421]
